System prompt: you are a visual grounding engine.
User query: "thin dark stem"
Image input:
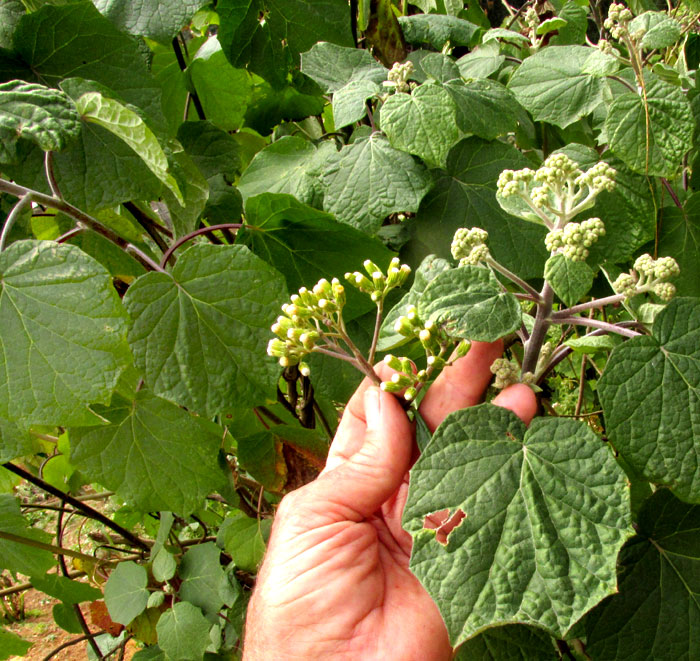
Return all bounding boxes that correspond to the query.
[552,293,626,319]
[661,178,683,209]
[173,36,206,120]
[56,505,103,659]
[2,463,149,551]
[0,193,33,251]
[485,257,542,301]
[0,178,130,250]
[44,152,62,199]
[255,406,285,426]
[159,223,243,267]
[123,201,173,256]
[313,400,334,442]
[42,634,93,661]
[56,226,83,243]
[574,354,587,417]
[0,530,107,564]
[126,245,167,273]
[554,316,641,338]
[606,75,637,93]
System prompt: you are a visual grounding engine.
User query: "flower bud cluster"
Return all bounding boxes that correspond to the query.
[267,277,347,372]
[345,257,411,303]
[490,358,520,389]
[498,155,616,233]
[544,218,606,261]
[612,253,680,301]
[393,305,449,355]
[384,61,414,93]
[604,3,633,40]
[450,227,490,266]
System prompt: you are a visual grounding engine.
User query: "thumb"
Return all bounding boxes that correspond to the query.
[310,387,413,522]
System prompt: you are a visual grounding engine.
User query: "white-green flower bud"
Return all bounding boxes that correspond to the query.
[394,316,415,336]
[404,386,417,402]
[383,354,402,371]
[654,256,680,280]
[391,372,414,387]
[613,272,639,297]
[267,338,287,357]
[634,254,655,277]
[299,362,311,377]
[455,339,471,357]
[363,259,382,276]
[416,369,429,382]
[653,282,676,301]
[419,328,431,342]
[380,380,403,393]
[427,355,446,370]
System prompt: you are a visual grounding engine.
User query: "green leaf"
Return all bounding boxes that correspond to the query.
[378,254,452,351]
[0,240,130,426]
[403,406,632,644]
[152,548,177,583]
[544,254,594,306]
[178,542,226,616]
[0,494,54,576]
[508,46,618,128]
[93,0,210,44]
[584,489,700,659]
[398,14,480,50]
[12,3,165,123]
[31,574,102,604]
[321,134,433,232]
[218,0,353,88]
[455,624,557,660]
[217,514,271,573]
[70,391,226,514]
[406,138,548,279]
[605,75,694,178]
[381,84,460,167]
[443,78,520,141]
[187,37,253,132]
[656,193,700,297]
[483,27,530,47]
[177,121,241,181]
[239,193,393,320]
[0,416,32,463]
[418,265,521,341]
[104,561,149,625]
[237,430,287,491]
[630,11,681,50]
[156,602,212,661]
[564,334,622,354]
[52,602,84,634]
[549,1,588,46]
[599,297,700,502]
[123,244,286,415]
[238,136,334,207]
[332,79,381,128]
[456,42,505,79]
[74,92,183,205]
[420,53,461,83]
[0,1,24,50]
[0,627,31,659]
[0,80,80,163]
[536,17,568,36]
[301,42,387,93]
[151,511,174,559]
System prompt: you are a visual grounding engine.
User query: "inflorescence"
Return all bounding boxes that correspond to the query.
[613,253,680,301]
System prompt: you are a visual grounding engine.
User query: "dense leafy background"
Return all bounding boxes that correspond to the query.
[1,0,699,659]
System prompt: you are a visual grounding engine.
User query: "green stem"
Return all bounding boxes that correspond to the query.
[553,316,641,338]
[368,300,384,365]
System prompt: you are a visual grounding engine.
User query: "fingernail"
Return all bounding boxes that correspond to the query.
[364,386,381,431]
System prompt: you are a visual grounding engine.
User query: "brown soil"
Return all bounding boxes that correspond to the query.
[4,589,140,660]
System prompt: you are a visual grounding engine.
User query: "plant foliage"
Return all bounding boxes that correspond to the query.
[1,0,699,658]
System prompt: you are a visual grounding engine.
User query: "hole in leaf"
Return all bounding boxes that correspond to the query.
[422,508,466,545]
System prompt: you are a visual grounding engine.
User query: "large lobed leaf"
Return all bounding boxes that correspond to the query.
[403,405,632,644]
[123,243,285,415]
[0,240,131,426]
[70,391,227,514]
[599,297,700,502]
[583,488,700,660]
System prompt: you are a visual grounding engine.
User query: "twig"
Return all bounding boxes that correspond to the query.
[173,36,206,120]
[42,634,94,661]
[486,257,542,301]
[606,75,637,93]
[661,178,683,210]
[126,245,167,273]
[574,354,587,417]
[123,200,172,257]
[56,227,84,243]
[368,301,383,365]
[553,316,641,338]
[159,223,243,267]
[552,293,626,319]
[2,463,149,551]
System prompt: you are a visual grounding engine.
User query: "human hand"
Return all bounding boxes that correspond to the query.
[243,341,537,660]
